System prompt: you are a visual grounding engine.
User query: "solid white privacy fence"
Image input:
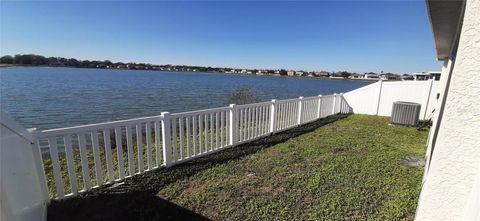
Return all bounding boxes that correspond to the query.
[34,93,351,199]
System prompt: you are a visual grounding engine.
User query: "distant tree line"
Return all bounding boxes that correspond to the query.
[0,54,242,72]
[1,54,149,69]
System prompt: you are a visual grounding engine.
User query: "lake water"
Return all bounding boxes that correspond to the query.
[0,67,371,130]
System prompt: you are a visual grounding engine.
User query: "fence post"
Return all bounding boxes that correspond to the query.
[422,79,434,120]
[29,128,49,201]
[332,93,337,115]
[161,112,172,167]
[297,96,303,125]
[269,99,276,133]
[317,95,322,118]
[229,104,236,146]
[339,93,344,113]
[375,80,383,115]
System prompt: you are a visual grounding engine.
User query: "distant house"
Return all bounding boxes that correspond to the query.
[309,72,318,77]
[401,74,414,81]
[364,73,379,80]
[349,73,364,79]
[295,71,304,76]
[240,69,254,74]
[379,73,401,81]
[329,72,344,79]
[429,71,441,80]
[287,71,295,76]
[413,72,430,81]
[317,71,330,78]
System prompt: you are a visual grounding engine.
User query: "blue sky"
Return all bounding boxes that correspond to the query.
[1,1,441,74]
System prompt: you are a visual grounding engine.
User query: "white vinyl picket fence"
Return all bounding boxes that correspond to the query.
[32,93,351,199]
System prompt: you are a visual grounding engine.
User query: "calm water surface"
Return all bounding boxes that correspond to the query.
[0,67,371,130]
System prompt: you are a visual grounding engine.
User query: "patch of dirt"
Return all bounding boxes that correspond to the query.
[403,156,425,167]
[247,186,273,196]
[184,183,204,195]
[216,191,232,201]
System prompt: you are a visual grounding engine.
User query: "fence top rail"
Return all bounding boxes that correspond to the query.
[276,97,301,104]
[36,115,164,138]
[343,81,380,96]
[236,101,272,109]
[170,106,231,118]
[320,94,336,99]
[382,79,434,86]
[302,95,323,101]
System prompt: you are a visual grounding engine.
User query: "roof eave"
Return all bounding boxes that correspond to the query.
[426,0,465,61]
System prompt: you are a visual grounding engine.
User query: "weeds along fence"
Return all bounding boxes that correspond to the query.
[33,93,351,199]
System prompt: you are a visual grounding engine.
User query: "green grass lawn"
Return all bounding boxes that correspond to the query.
[158,115,427,220]
[48,114,428,221]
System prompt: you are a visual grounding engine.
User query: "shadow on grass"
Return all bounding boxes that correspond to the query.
[48,114,350,221]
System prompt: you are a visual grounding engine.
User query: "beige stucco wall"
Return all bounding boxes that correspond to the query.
[416,0,480,220]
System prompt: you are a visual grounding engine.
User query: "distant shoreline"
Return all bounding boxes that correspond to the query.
[1,64,383,82]
[1,54,403,81]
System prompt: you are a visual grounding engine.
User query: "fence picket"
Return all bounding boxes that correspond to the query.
[114,127,125,179]
[210,113,213,151]
[91,131,103,186]
[171,119,177,162]
[186,117,191,157]
[179,118,184,160]
[193,115,197,156]
[229,105,236,145]
[198,115,203,154]
[77,133,91,190]
[47,136,64,197]
[239,109,244,141]
[215,112,219,148]
[204,114,208,152]
[103,129,114,182]
[63,135,78,195]
[255,107,260,137]
[154,121,162,167]
[126,126,135,175]
[264,105,268,134]
[146,122,153,170]
[221,111,225,146]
